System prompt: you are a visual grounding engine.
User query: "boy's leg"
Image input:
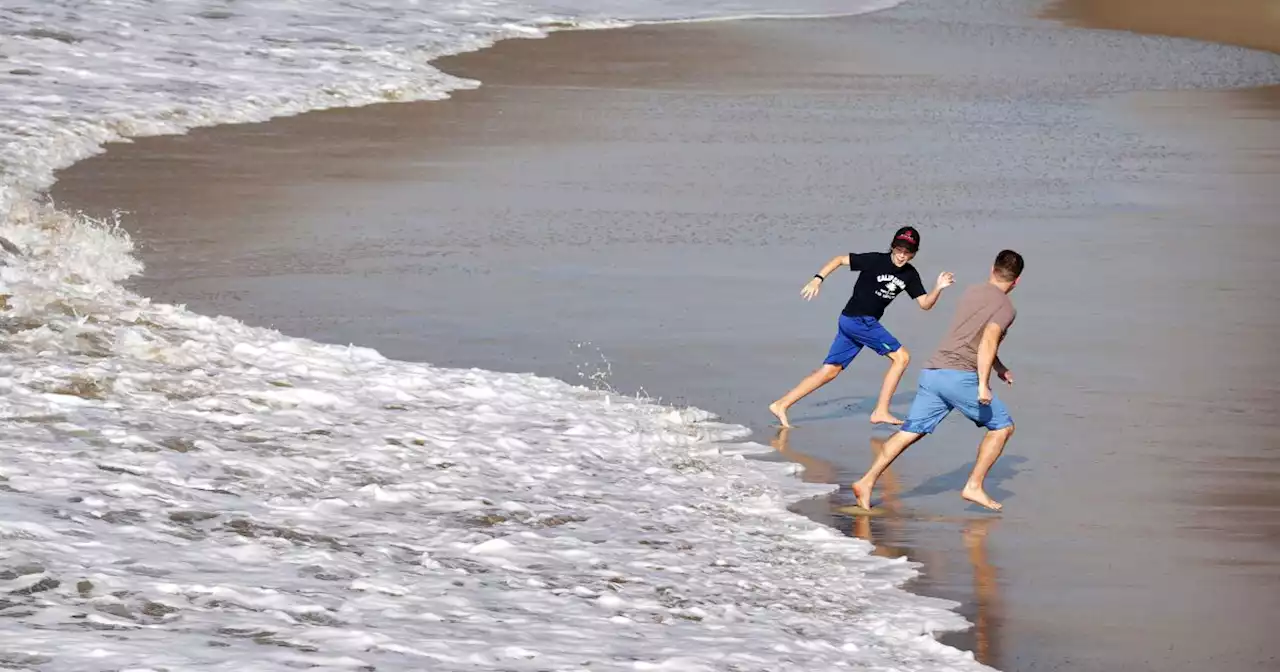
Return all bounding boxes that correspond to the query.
[769,364,843,427]
[770,317,863,427]
[870,347,910,425]
[939,370,1016,511]
[853,318,910,425]
[852,369,952,508]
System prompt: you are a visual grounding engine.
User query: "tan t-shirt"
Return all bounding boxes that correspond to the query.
[922,283,1016,371]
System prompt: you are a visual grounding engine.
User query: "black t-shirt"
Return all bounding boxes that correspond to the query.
[840,252,927,319]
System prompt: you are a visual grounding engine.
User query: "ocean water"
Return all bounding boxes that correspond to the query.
[0,0,1006,670]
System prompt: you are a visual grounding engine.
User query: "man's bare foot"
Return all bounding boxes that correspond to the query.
[769,401,792,428]
[868,409,904,425]
[851,480,873,510]
[961,485,1003,511]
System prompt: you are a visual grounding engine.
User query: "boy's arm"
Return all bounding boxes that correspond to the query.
[915,271,955,310]
[914,271,953,310]
[801,254,852,300]
[816,253,853,280]
[977,322,1003,403]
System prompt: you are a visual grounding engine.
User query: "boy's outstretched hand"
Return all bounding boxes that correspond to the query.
[801,277,823,300]
[936,271,955,289]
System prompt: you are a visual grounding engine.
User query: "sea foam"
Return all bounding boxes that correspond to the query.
[0,0,1000,669]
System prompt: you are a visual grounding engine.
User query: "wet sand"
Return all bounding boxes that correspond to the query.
[50,1,1280,670]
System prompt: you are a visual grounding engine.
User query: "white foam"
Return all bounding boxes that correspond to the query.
[0,0,904,220]
[0,0,1004,669]
[0,294,989,668]
[0,218,991,669]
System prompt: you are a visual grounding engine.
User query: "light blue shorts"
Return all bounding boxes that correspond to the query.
[900,369,1014,435]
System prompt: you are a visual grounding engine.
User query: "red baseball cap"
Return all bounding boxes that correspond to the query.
[891,226,920,252]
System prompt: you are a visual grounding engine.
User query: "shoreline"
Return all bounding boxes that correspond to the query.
[44,17,1015,664]
[33,12,999,669]
[0,16,999,671]
[47,1,1280,670]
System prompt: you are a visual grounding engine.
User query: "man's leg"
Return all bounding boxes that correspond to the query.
[852,429,924,509]
[870,347,910,425]
[945,371,1016,511]
[961,425,1014,511]
[851,369,950,508]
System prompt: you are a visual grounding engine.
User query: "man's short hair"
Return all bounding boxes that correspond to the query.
[993,249,1024,281]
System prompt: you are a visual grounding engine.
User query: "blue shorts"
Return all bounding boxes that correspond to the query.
[900,369,1014,434]
[823,315,902,369]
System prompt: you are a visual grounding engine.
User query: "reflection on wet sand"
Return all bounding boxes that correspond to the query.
[768,426,834,484]
[851,436,1004,667]
[960,516,1001,666]
[770,430,1005,667]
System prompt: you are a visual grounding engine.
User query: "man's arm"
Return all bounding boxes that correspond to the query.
[801,254,852,300]
[915,271,954,310]
[977,322,1003,403]
[994,355,1013,385]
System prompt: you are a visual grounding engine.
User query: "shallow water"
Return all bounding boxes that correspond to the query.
[49,3,1280,670]
[0,0,1039,669]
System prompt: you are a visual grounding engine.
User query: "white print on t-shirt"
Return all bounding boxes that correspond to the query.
[874,274,906,300]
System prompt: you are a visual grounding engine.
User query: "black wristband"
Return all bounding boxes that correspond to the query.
[813,274,824,282]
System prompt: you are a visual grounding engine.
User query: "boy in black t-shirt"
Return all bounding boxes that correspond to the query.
[769,226,955,427]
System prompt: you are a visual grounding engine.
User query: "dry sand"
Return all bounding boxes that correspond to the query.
[1045,0,1280,54]
[50,0,1280,670]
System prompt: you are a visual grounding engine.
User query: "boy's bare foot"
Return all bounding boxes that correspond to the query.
[961,485,1003,511]
[769,401,792,428]
[868,409,904,425]
[851,480,873,510]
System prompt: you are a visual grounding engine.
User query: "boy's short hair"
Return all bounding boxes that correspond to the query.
[993,249,1024,281]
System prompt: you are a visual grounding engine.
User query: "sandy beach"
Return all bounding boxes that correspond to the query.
[1046,0,1280,54]
[50,0,1280,670]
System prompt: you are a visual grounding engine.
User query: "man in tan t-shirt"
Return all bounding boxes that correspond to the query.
[852,249,1024,512]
